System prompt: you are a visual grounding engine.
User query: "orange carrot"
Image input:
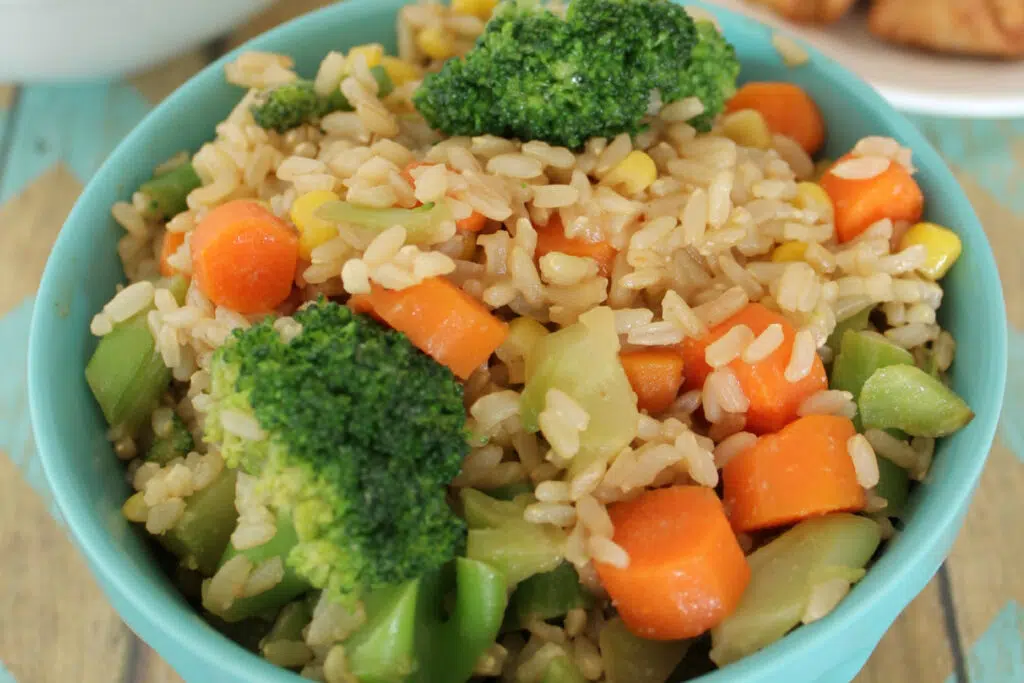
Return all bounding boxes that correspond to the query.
[619,349,685,414]
[679,303,827,434]
[722,414,865,533]
[348,277,509,379]
[534,215,618,277]
[726,82,826,155]
[191,200,299,314]
[159,231,187,277]
[401,162,488,233]
[594,486,751,640]
[819,154,924,243]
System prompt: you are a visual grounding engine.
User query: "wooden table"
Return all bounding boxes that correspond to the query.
[0,2,1021,681]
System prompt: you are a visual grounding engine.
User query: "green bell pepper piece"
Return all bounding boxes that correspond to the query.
[709,514,881,667]
[859,364,973,437]
[346,558,508,683]
[600,616,691,683]
[158,468,238,576]
[506,562,592,631]
[874,456,910,518]
[212,511,311,622]
[462,489,566,588]
[139,162,201,219]
[826,305,873,354]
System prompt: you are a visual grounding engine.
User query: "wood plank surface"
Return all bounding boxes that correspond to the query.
[0,2,1020,682]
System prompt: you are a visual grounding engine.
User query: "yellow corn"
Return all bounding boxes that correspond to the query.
[122,492,149,523]
[452,0,499,19]
[772,241,809,263]
[417,26,455,61]
[380,56,422,86]
[601,151,658,195]
[290,190,341,260]
[347,43,384,68]
[899,221,962,280]
[720,109,773,149]
[794,181,834,222]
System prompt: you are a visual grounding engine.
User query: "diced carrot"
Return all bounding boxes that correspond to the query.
[159,231,187,277]
[348,277,508,379]
[725,82,826,155]
[594,486,751,641]
[619,349,685,414]
[401,161,488,233]
[534,215,617,277]
[723,415,865,533]
[191,200,299,314]
[679,303,826,434]
[819,154,924,243]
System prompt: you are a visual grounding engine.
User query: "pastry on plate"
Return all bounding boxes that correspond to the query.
[869,0,1024,59]
[747,0,857,23]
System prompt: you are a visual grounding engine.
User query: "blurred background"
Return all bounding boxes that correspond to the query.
[0,1,1020,682]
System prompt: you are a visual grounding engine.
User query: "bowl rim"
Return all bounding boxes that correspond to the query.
[27,1,1008,681]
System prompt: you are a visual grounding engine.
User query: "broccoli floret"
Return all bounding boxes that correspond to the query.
[205,299,468,605]
[413,0,739,148]
[250,66,397,133]
[251,80,324,133]
[675,20,741,132]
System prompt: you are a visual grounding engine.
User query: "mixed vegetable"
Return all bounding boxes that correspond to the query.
[84,0,975,681]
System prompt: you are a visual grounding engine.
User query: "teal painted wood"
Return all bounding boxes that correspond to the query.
[945,601,1024,683]
[0,82,150,205]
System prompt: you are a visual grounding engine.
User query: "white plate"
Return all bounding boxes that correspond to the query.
[708,0,1024,118]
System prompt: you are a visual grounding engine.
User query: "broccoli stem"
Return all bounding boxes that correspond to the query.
[158,469,238,576]
[138,162,201,220]
[213,511,312,623]
[145,413,195,465]
[345,580,421,683]
[86,275,188,436]
[601,616,692,683]
[542,655,588,683]
[829,329,914,431]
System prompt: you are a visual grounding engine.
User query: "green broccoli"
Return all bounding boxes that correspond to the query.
[413,0,740,148]
[250,66,396,133]
[145,413,195,466]
[204,299,468,606]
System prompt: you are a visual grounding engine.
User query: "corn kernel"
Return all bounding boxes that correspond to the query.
[290,190,340,260]
[380,56,422,86]
[601,151,657,195]
[721,109,773,149]
[347,43,384,68]
[452,0,499,19]
[417,26,455,61]
[122,492,149,523]
[794,181,834,222]
[772,241,808,263]
[900,221,962,280]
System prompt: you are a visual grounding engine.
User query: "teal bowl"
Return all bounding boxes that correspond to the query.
[28,1,1007,681]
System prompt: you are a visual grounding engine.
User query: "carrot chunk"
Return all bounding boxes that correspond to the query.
[191,200,299,314]
[679,303,826,434]
[159,231,187,277]
[619,349,685,414]
[819,154,924,243]
[723,415,866,533]
[534,215,617,277]
[594,486,751,641]
[348,277,509,379]
[726,82,826,155]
